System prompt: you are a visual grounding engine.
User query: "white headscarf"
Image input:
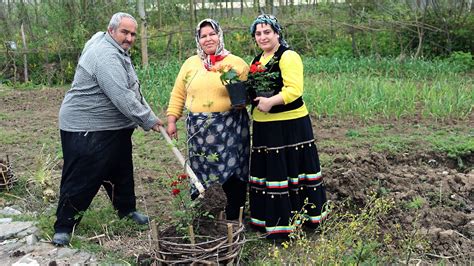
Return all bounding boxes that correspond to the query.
[195,18,230,70]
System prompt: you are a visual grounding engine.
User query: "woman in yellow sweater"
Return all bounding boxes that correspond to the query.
[247,15,328,239]
[166,19,250,219]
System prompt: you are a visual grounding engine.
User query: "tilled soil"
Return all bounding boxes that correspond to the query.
[0,87,472,264]
[325,151,472,262]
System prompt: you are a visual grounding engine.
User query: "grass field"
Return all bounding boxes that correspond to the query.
[139,56,472,120]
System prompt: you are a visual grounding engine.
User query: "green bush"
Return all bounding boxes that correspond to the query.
[446,51,474,71]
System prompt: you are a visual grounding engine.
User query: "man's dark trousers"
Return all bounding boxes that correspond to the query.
[54,128,137,233]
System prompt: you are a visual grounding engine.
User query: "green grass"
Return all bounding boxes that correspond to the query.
[138,56,473,120]
[0,130,30,145]
[303,56,470,77]
[137,61,181,110]
[0,112,11,121]
[428,130,474,159]
[405,196,426,210]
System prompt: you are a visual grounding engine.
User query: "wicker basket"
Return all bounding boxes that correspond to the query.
[150,219,246,264]
[0,156,17,191]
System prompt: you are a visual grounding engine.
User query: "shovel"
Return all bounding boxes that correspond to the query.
[158,126,205,196]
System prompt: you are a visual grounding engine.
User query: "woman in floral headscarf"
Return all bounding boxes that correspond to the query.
[166,19,250,220]
[247,14,328,239]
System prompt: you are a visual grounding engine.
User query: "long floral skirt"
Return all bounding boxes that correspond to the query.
[187,109,250,199]
[249,115,328,239]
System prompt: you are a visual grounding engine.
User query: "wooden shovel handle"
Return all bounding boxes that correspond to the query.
[158,126,205,194]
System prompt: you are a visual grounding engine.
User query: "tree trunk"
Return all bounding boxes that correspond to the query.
[0,2,12,39]
[349,4,359,57]
[189,0,196,34]
[226,0,230,17]
[413,5,427,59]
[189,0,196,25]
[157,0,162,28]
[19,0,35,41]
[138,0,148,67]
[21,23,28,82]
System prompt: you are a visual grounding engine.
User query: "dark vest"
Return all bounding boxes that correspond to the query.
[250,45,304,113]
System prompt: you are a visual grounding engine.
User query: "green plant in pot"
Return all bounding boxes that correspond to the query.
[214,64,247,108]
[246,60,279,98]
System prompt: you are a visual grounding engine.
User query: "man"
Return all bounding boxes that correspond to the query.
[53,12,162,246]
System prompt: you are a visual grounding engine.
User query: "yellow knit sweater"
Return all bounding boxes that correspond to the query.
[166,54,249,119]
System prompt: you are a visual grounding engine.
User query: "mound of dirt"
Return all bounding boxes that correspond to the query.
[325,151,473,262]
[196,183,227,218]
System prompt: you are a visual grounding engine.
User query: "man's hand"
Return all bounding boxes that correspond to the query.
[151,120,164,132]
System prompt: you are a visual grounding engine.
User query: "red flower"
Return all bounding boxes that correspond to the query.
[250,61,267,74]
[178,173,188,180]
[170,181,179,187]
[246,58,279,94]
[172,188,181,196]
[250,64,258,74]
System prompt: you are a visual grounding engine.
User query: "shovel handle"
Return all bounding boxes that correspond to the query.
[158,126,205,194]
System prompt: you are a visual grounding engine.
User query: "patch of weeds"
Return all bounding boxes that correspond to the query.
[32,145,59,202]
[427,131,473,169]
[36,204,137,264]
[0,130,30,145]
[320,139,351,150]
[345,129,362,138]
[75,199,148,238]
[263,195,399,264]
[372,135,413,154]
[37,208,56,240]
[34,134,61,152]
[392,216,429,264]
[366,124,385,135]
[239,232,276,264]
[5,173,31,199]
[404,196,426,210]
[370,178,390,196]
[0,112,11,121]
[425,190,463,210]
[319,153,333,168]
[38,201,149,244]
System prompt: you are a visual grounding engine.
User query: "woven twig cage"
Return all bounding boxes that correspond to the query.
[150,219,246,265]
[0,156,17,191]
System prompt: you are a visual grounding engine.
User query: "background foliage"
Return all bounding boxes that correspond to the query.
[1,0,473,85]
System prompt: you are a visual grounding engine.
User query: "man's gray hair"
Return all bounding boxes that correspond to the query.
[108,12,137,31]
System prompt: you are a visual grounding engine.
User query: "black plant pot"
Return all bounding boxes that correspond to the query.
[225,82,247,108]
